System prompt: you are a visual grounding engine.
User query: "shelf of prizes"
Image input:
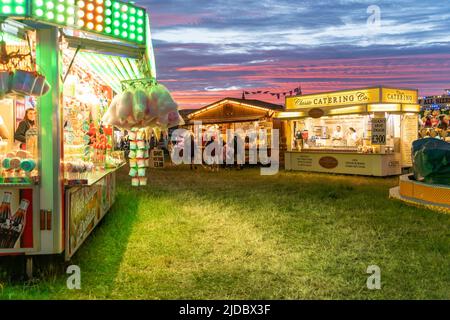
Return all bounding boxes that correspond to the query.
[0,1,170,263]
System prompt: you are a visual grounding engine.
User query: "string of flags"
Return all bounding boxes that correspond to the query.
[242,85,302,100]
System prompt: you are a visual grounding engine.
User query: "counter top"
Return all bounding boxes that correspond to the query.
[286,150,398,156]
[65,163,125,187]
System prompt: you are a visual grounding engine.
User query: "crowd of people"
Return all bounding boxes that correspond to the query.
[420,110,449,131]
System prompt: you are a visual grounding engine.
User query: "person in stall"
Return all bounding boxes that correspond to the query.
[347,127,360,147]
[331,125,345,147]
[14,108,36,149]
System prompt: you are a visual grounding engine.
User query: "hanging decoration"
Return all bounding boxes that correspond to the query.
[242,84,303,100]
[101,80,184,187]
[0,30,50,98]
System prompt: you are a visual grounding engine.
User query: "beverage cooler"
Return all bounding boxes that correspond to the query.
[0,0,157,271]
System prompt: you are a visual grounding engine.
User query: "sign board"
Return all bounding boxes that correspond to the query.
[381,88,418,104]
[401,114,418,167]
[286,88,380,110]
[285,152,401,176]
[150,149,165,168]
[66,172,117,260]
[371,118,387,145]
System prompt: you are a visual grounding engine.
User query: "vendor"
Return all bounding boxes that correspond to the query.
[331,125,345,146]
[347,127,359,146]
[14,108,36,148]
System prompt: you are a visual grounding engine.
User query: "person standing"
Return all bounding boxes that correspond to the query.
[14,108,36,149]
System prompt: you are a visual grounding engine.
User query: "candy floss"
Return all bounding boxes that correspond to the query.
[102,83,183,186]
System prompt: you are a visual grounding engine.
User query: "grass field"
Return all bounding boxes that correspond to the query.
[1,166,449,300]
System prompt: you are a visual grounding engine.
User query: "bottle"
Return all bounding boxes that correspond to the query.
[0,192,12,248]
[6,199,29,249]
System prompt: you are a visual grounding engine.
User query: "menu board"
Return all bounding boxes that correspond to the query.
[371,118,387,145]
[150,149,165,168]
[401,114,419,167]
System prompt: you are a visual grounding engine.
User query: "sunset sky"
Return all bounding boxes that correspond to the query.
[138,0,450,109]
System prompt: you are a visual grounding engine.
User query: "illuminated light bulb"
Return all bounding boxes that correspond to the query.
[105,0,111,6]
[87,22,94,29]
[57,4,64,12]
[122,13,128,20]
[130,25,135,31]
[96,0,103,4]
[121,5,128,12]
[96,7,103,14]
[78,1,85,8]
[96,25,103,32]
[113,2,120,9]
[77,20,84,27]
[67,17,75,25]
[87,13,94,20]
[113,20,119,27]
[35,8,44,16]
[137,35,143,42]
[137,27,143,34]
[105,26,112,33]
[137,19,143,25]
[87,3,94,11]
[105,9,111,15]
[122,22,128,29]
[2,6,11,14]
[137,10,143,17]
[121,31,128,38]
[130,7,136,14]
[67,7,75,15]
[96,15,103,23]
[78,10,85,18]
[3,0,11,3]
[15,6,25,14]
[46,11,54,19]
[16,0,25,3]
[130,34,135,40]
[57,14,65,22]
[113,29,120,36]
[67,0,75,4]
[105,18,111,24]
[130,16,135,23]
[35,0,44,6]
[114,12,120,18]
[46,2,54,10]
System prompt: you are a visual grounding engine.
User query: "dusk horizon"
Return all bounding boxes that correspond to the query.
[138,0,450,109]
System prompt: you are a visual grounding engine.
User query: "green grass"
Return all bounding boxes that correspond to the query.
[1,166,450,299]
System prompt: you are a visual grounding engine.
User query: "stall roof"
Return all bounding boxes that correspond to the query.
[187,98,284,119]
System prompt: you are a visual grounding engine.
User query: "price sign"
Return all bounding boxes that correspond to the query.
[371,118,387,145]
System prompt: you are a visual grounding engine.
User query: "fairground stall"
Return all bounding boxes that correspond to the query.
[181,98,286,163]
[0,0,158,270]
[278,87,420,176]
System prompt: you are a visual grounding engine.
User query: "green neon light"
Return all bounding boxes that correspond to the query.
[26,0,147,44]
[0,0,28,16]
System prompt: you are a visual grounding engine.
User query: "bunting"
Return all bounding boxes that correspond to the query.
[242,85,303,100]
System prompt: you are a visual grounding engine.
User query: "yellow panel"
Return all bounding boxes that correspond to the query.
[367,104,402,112]
[381,88,418,104]
[286,88,380,110]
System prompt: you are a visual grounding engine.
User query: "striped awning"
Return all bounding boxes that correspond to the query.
[75,51,146,94]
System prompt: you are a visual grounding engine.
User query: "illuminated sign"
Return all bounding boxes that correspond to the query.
[0,0,28,16]
[1,0,146,45]
[381,88,418,104]
[286,87,419,110]
[286,88,380,109]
